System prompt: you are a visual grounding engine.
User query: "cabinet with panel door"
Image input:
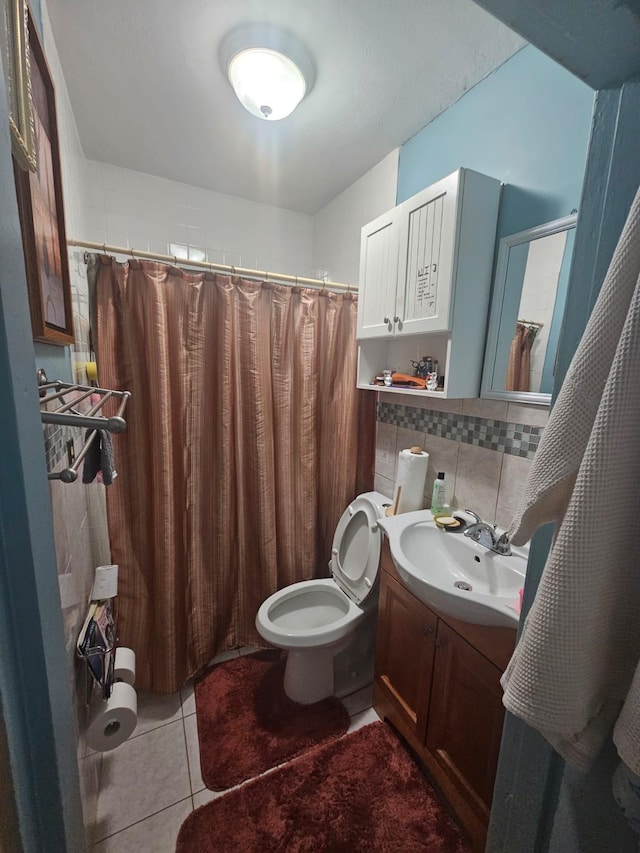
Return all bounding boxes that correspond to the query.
[356,168,501,398]
[373,539,516,852]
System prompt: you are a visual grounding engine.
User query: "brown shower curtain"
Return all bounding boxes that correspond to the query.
[505,322,536,392]
[92,256,375,693]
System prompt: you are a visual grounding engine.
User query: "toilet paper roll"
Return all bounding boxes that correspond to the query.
[91,564,118,600]
[114,646,136,686]
[86,681,137,752]
[393,448,429,513]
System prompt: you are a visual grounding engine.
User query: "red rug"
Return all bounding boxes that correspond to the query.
[178,721,470,852]
[194,650,350,790]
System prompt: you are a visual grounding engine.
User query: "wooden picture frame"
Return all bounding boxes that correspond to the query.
[13,6,73,345]
[1,0,36,170]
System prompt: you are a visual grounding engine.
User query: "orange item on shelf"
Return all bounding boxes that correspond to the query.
[390,373,426,389]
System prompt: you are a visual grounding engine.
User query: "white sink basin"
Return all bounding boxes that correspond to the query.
[378,511,527,628]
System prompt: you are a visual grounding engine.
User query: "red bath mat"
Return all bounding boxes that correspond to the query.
[194,649,350,790]
[178,720,470,852]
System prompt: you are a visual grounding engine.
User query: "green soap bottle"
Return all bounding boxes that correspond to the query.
[431,471,446,515]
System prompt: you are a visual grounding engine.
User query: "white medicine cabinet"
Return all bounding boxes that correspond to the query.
[356,168,501,399]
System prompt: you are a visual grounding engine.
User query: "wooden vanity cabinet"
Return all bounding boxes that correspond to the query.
[374,560,437,743]
[373,540,516,851]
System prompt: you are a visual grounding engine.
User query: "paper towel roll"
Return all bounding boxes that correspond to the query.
[114,646,136,686]
[393,448,429,513]
[86,681,137,752]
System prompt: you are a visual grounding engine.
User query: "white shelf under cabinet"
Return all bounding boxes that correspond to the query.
[356,168,501,399]
[356,331,483,398]
[362,385,448,400]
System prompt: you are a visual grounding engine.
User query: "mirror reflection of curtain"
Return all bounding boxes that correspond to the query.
[506,322,537,392]
[90,256,375,693]
[484,215,577,402]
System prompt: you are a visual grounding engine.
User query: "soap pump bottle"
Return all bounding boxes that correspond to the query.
[431,472,446,515]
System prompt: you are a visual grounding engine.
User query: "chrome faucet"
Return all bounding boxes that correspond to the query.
[463,510,512,555]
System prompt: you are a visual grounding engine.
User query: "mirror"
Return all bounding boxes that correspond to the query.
[481,213,577,406]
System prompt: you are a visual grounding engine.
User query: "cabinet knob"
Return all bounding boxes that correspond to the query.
[393,315,402,324]
[383,316,390,324]
[422,625,433,637]
[435,637,446,648]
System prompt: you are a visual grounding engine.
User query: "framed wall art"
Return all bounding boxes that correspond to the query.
[1,0,36,171]
[13,6,74,345]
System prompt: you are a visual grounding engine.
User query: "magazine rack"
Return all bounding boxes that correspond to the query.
[77,598,117,704]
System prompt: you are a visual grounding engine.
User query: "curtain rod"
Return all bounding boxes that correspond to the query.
[67,239,356,293]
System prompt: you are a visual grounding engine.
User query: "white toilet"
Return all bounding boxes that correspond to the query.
[255,491,389,704]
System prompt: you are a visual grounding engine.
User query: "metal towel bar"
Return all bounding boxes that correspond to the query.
[39,380,131,482]
[40,381,131,432]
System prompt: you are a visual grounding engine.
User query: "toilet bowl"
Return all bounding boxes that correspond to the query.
[255,491,389,704]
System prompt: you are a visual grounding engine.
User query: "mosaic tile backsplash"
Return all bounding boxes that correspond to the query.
[374,396,549,529]
[378,401,542,460]
[44,423,77,475]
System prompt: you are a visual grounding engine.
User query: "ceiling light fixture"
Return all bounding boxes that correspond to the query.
[220,24,315,121]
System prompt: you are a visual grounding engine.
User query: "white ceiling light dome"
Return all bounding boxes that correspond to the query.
[220,24,315,121]
[228,48,305,120]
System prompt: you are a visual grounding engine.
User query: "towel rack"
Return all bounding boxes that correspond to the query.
[39,380,131,483]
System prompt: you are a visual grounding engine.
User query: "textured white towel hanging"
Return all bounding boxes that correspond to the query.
[502,185,640,774]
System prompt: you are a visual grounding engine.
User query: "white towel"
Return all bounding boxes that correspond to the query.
[502,185,640,775]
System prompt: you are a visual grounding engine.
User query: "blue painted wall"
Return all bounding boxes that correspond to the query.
[34,341,73,383]
[397,45,594,240]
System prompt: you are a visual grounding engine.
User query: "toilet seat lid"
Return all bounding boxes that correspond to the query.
[330,494,382,605]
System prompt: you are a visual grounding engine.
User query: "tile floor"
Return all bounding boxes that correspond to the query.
[88,646,380,851]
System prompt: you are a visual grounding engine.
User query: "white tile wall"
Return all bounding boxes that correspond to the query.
[313,149,399,285]
[74,160,316,280]
[42,5,87,241]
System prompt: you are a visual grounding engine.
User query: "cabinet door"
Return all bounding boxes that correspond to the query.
[426,620,506,818]
[395,170,459,335]
[357,208,400,340]
[375,572,437,742]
